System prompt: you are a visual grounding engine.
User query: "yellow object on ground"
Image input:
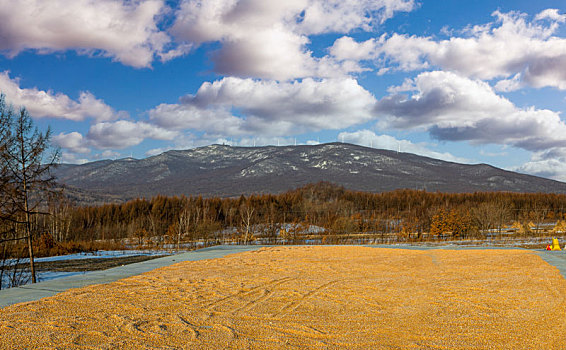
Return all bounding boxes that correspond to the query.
[551,238,562,250]
[2,247,566,349]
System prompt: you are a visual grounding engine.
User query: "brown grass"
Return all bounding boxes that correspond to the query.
[1,246,566,349]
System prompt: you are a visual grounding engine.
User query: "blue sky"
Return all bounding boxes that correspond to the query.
[1,0,566,180]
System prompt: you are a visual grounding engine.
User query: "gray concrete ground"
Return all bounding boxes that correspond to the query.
[1,244,565,309]
[0,245,267,309]
[536,251,566,278]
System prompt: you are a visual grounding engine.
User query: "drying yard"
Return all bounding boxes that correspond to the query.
[1,246,565,349]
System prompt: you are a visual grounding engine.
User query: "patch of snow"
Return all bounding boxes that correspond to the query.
[313,160,328,169]
[240,168,256,176]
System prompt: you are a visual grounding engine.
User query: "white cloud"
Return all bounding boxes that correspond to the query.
[331,33,435,73]
[331,9,566,90]
[145,147,172,157]
[535,9,566,23]
[87,120,178,149]
[149,103,245,136]
[150,77,377,136]
[0,0,175,68]
[172,0,415,42]
[375,71,566,152]
[294,0,416,34]
[517,159,566,181]
[53,132,90,154]
[514,148,566,181]
[338,129,470,163]
[493,73,524,92]
[170,0,415,79]
[329,36,381,61]
[96,150,122,159]
[59,152,89,164]
[0,71,121,121]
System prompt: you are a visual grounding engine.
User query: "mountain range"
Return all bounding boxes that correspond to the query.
[54,143,566,205]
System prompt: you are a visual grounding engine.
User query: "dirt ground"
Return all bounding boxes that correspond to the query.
[1,246,566,349]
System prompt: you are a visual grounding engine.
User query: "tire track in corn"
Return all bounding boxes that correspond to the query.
[271,279,342,318]
[204,276,295,315]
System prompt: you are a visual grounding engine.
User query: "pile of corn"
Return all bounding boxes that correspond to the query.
[1,246,565,349]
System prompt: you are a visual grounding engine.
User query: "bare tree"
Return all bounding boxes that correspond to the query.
[0,95,12,212]
[240,203,255,245]
[148,214,157,244]
[48,196,73,242]
[470,201,512,239]
[177,205,192,249]
[528,204,550,235]
[471,202,499,237]
[2,106,59,283]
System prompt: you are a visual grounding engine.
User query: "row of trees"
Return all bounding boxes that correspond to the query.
[0,95,58,286]
[24,182,566,249]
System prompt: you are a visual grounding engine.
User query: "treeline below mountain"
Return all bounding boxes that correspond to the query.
[5,182,566,257]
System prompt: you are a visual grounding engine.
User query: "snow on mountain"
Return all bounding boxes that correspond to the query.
[54,143,566,204]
